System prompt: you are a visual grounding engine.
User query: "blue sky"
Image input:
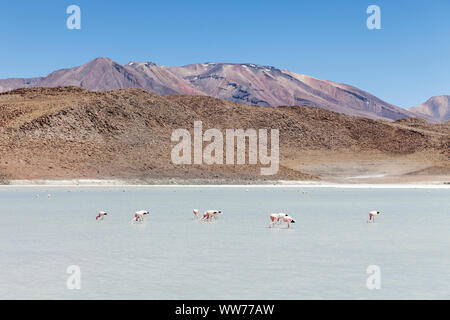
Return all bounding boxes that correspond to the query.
[0,0,449,107]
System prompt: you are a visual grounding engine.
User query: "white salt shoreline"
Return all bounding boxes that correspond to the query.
[1,179,449,189]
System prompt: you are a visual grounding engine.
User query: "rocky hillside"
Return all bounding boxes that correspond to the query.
[0,87,448,183]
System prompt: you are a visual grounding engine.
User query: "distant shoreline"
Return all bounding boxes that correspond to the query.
[1,179,449,189]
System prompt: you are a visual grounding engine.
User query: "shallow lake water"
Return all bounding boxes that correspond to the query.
[0,186,449,299]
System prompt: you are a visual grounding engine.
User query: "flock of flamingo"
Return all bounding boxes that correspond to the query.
[96,209,223,224]
[95,209,381,226]
[269,213,296,228]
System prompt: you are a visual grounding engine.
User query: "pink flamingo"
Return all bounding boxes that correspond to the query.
[269,213,279,228]
[96,211,108,220]
[269,213,288,228]
[201,210,222,222]
[367,210,380,223]
[130,210,150,224]
[283,215,296,228]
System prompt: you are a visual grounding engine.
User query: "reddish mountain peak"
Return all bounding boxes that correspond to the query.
[79,57,119,69]
[90,57,114,63]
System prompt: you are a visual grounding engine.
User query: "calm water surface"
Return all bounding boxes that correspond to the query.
[0,186,449,299]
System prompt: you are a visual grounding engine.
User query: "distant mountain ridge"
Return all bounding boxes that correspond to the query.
[409,96,450,123]
[0,57,446,123]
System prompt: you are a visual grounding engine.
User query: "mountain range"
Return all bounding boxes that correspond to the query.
[0,57,448,123]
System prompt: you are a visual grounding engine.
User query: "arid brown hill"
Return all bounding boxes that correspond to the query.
[0,87,448,183]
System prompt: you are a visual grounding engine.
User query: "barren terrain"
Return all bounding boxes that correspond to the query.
[0,87,448,184]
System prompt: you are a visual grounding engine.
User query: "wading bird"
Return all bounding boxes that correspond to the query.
[96,211,108,221]
[283,215,296,228]
[367,210,380,223]
[269,213,288,228]
[131,210,150,224]
[201,210,222,222]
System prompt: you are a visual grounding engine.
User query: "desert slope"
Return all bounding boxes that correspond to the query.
[0,87,448,184]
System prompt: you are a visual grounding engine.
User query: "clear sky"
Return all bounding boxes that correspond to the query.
[0,0,448,107]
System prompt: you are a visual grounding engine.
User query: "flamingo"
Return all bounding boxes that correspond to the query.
[283,215,296,228]
[277,213,288,224]
[96,211,108,220]
[201,210,222,222]
[269,213,293,228]
[193,209,199,219]
[367,210,380,223]
[269,213,280,228]
[131,210,150,224]
[269,213,288,228]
